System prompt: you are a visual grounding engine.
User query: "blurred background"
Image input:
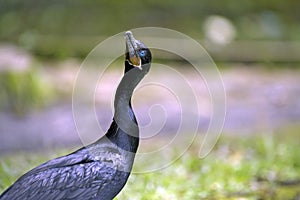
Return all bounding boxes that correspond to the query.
[1,0,300,198]
[1,0,300,151]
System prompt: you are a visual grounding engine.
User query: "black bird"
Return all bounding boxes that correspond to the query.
[0,31,152,200]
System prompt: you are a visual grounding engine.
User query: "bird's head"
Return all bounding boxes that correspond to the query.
[125,31,152,73]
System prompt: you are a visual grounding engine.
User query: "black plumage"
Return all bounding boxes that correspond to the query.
[0,31,152,200]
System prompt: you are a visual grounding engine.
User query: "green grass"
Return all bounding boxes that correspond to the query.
[0,68,53,115]
[1,129,300,199]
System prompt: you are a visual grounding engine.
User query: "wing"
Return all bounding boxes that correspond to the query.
[0,148,128,200]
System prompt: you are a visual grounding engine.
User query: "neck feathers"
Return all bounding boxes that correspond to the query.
[104,62,148,152]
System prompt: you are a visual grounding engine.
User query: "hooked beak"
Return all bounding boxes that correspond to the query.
[125,31,142,69]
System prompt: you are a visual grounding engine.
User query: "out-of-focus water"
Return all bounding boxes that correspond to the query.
[1,66,300,153]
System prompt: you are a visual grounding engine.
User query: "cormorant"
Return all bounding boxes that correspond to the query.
[0,31,152,200]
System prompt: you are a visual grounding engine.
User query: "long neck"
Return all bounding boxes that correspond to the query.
[113,62,148,137]
[103,61,149,153]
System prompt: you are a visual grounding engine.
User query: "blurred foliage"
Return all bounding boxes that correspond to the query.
[0,128,299,199]
[0,68,53,115]
[0,0,299,59]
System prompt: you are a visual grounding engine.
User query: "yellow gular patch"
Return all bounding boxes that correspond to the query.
[129,55,141,67]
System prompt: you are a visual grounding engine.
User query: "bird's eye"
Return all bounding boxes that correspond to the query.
[139,50,146,57]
